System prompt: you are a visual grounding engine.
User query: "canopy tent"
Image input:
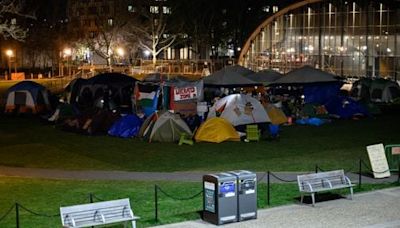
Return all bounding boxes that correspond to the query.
[247,69,282,85]
[203,65,259,87]
[208,94,270,126]
[64,78,87,104]
[271,65,339,85]
[5,81,50,114]
[108,114,143,138]
[139,111,192,142]
[195,117,240,143]
[76,73,137,110]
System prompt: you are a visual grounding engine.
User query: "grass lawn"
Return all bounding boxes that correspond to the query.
[0,114,399,172]
[0,177,398,228]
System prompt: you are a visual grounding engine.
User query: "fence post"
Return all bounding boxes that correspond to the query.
[155,185,158,223]
[89,193,94,203]
[359,159,362,189]
[315,165,318,173]
[15,203,19,228]
[398,162,400,184]
[267,171,270,206]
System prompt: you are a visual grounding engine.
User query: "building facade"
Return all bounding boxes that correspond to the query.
[239,0,400,79]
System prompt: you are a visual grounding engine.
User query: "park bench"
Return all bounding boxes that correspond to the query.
[60,198,139,228]
[297,170,354,207]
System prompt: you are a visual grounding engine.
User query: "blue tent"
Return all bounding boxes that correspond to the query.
[108,115,143,138]
[325,96,369,119]
[7,81,46,101]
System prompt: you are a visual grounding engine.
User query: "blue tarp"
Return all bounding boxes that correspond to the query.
[304,82,342,104]
[108,115,143,138]
[325,96,369,119]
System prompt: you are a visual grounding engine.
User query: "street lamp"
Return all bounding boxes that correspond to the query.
[5,49,15,80]
[63,48,72,76]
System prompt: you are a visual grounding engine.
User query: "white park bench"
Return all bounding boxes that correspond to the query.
[60,198,140,228]
[297,170,354,206]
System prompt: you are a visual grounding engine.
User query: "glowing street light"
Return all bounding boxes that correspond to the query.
[63,48,72,76]
[143,50,151,59]
[5,49,16,79]
[116,47,125,57]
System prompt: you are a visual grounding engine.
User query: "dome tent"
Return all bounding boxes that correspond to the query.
[351,78,400,103]
[207,94,270,126]
[139,111,192,142]
[5,81,50,114]
[195,117,240,143]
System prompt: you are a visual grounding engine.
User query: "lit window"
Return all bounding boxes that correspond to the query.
[150,6,159,14]
[128,5,135,12]
[273,6,279,13]
[108,18,113,26]
[163,6,171,14]
[11,18,17,25]
[263,6,270,13]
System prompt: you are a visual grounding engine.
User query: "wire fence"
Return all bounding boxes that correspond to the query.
[0,159,398,226]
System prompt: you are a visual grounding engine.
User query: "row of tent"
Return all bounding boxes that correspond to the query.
[4,65,399,116]
[109,93,275,143]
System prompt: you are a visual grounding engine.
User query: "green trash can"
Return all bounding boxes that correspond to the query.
[384,144,400,171]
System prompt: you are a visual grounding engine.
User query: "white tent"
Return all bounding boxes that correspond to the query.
[208,94,270,126]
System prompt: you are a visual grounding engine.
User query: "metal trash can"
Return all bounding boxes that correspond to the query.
[229,170,257,221]
[203,172,238,225]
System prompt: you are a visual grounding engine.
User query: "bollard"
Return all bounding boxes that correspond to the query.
[15,203,19,228]
[155,185,158,223]
[89,193,94,203]
[359,159,362,189]
[267,171,270,206]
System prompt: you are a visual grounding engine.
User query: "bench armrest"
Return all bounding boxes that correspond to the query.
[322,178,333,188]
[64,215,76,227]
[94,210,106,223]
[344,176,352,186]
[303,181,314,192]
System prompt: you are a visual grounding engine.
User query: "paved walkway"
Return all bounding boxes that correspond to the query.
[0,165,398,184]
[154,187,400,228]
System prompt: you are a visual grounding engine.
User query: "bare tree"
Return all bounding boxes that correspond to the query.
[128,7,177,66]
[0,0,34,41]
[83,15,129,70]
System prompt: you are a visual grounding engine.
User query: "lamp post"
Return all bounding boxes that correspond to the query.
[63,48,72,77]
[5,49,14,80]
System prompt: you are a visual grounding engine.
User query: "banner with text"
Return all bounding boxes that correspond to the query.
[174,86,198,101]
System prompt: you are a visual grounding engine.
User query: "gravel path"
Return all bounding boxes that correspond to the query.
[154,187,400,228]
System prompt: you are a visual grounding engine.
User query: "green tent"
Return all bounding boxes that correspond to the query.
[139,111,192,142]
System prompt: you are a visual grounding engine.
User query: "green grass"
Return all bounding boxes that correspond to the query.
[0,115,399,172]
[0,177,398,228]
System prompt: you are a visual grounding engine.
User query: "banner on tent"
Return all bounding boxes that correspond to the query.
[174,86,198,101]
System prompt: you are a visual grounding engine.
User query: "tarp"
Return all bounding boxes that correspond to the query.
[247,69,282,85]
[108,114,143,138]
[303,82,342,104]
[203,65,259,87]
[195,117,240,143]
[208,94,270,126]
[271,65,339,85]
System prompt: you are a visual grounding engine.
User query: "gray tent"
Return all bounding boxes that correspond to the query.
[203,65,259,87]
[247,69,282,85]
[271,65,339,85]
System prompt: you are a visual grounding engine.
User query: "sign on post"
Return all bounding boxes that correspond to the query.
[367,143,391,178]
